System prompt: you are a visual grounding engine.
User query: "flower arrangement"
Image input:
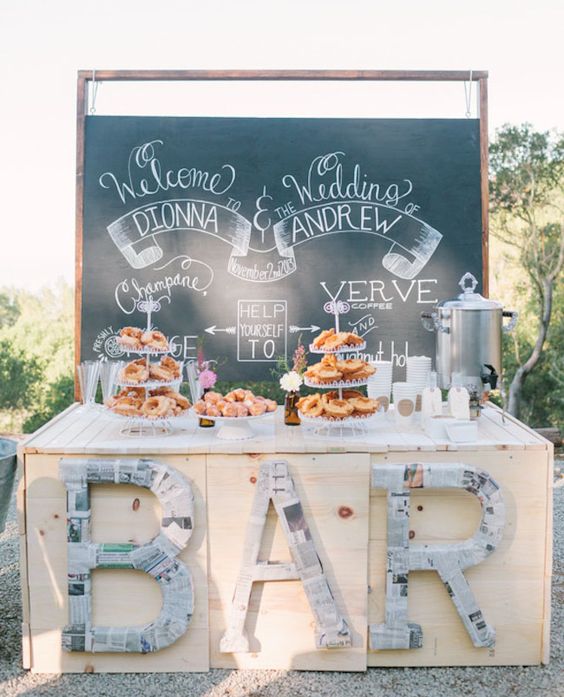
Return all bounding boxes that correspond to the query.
[279,339,307,394]
[196,339,218,391]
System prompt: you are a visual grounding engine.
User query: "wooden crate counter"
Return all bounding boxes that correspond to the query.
[17,403,552,672]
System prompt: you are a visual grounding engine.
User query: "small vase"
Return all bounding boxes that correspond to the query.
[199,387,215,428]
[284,391,301,426]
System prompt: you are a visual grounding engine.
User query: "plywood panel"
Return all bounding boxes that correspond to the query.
[207,453,370,671]
[25,454,209,673]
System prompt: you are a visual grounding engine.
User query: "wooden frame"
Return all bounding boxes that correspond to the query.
[74,69,489,395]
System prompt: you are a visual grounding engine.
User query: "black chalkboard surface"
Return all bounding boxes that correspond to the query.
[81,116,482,380]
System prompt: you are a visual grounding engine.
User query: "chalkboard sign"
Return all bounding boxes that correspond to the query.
[81,116,482,380]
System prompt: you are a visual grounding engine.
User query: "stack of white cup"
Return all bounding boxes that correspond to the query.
[392,381,418,428]
[406,355,432,409]
[367,361,393,411]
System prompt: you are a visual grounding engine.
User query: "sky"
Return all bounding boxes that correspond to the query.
[0,0,563,290]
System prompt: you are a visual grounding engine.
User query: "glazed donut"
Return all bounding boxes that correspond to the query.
[160,356,181,378]
[122,359,149,384]
[204,391,223,404]
[235,403,249,417]
[349,396,377,414]
[193,400,207,415]
[232,388,246,402]
[112,396,143,416]
[336,359,365,375]
[324,399,354,419]
[221,402,238,417]
[223,391,237,402]
[206,405,221,417]
[264,399,278,412]
[166,391,190,411]
[140,330,169,350]
[249,401,266,416]
[149,364,175,382]
[118,327,143,349]
[142,396,173,418]
[312,328,335,348]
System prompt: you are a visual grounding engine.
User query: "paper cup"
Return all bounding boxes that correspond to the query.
[392,381,418,428]
[367,361,393,410]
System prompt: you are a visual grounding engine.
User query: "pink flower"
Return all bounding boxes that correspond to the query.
[199,369,217,390]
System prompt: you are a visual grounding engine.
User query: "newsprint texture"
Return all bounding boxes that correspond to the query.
[220,459,352,652]
[370,463,505,650]
[59,458,195,653]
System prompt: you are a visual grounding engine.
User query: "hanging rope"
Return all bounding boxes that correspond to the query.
[463,69,473,118]
[90,70,99,115]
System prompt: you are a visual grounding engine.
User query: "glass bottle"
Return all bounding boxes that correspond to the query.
[284,391,301,426]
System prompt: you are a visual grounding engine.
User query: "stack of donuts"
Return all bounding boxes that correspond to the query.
[298,390,380,420]
[118,327,169,352]
[106,386,191,419]
[119,356,181,384]
[304,354,375,385]
[193,389,277,418]
[311,328,364,351]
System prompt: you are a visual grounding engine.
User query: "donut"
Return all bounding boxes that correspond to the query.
[233,388,246,402]
[111,396,143,416]
[249,401,266,416]
[160,356,181,378]
[193,400,207,415]
[221,402,238,417]
[349,396,378,414]
[324,399,354,419]
[149,364,175,382]
[235,403,249,417]
[164,390,190,412]
[206,405,221,417]
[141,396,173,418]
[118,327,143,349]
[122,359,149,384]
[140,330,168,350]
[223,391,237,402]
[337,359,365,375]
[315,367,342,383]
[204,391,223,404]
[264,399,278,412]
[312,328,335,348]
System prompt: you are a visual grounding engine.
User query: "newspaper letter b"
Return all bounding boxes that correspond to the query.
[59,457,195,653]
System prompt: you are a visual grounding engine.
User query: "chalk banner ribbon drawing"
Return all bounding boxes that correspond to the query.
[107,197,442,282]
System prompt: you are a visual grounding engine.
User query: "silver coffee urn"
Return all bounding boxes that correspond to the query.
[421,272,518,416]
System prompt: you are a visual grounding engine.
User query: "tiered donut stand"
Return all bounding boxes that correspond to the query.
[109,299,184,437]
[300,301,377,437]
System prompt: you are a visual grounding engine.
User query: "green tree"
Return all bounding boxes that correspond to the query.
[0,340,43,409]
[490,124,564,420]
[0,292,20,330]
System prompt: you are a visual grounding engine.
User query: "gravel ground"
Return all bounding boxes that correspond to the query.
[1,479,562,697]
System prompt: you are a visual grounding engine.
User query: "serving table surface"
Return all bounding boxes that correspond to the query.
[17,402,553,673]
[21,402,548,455]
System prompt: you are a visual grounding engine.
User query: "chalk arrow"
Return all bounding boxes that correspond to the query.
[289,325,320,333]
[205,325,236,336]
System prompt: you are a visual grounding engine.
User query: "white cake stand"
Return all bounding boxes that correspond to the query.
[190,411,274,440]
